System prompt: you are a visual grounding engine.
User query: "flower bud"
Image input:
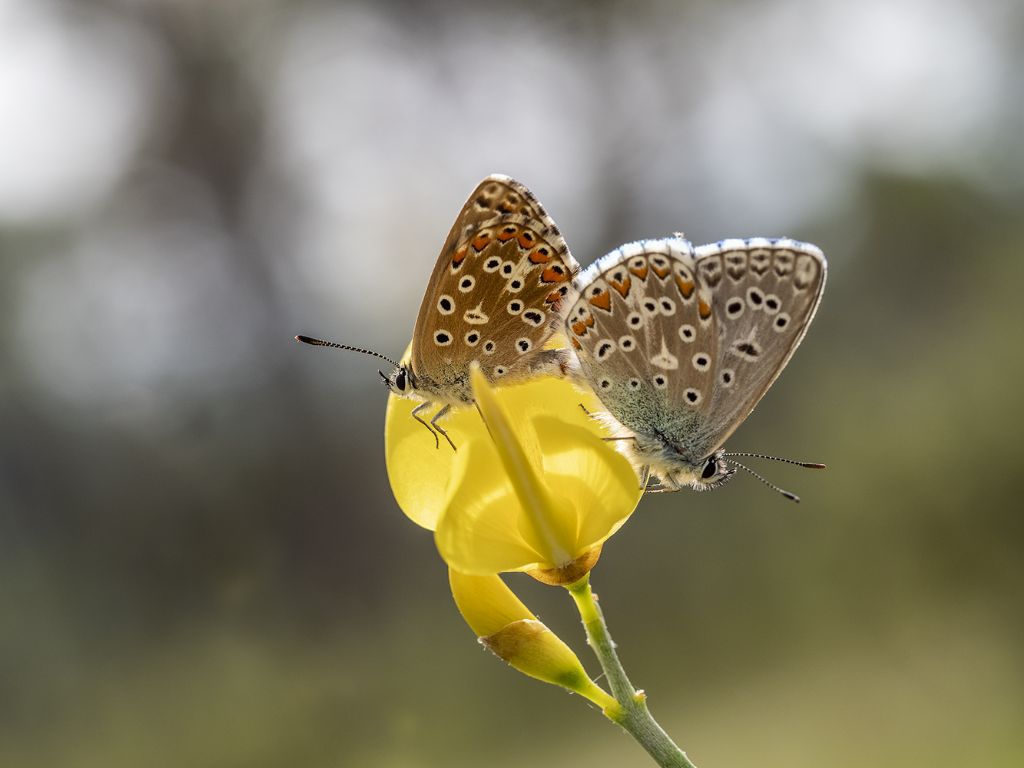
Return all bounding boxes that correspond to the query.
[450,569,615,711]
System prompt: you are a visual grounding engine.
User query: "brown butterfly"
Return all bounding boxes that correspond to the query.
[297,174,579,449]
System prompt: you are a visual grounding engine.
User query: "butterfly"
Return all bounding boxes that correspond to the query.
[564,236,826,499]
[297,174,578,449]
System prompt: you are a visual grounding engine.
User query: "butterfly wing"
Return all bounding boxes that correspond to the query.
[411,175,577,394]
[566,238,723,458]
[694,238,826,452]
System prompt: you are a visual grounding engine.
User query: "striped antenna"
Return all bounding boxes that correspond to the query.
[294,335,400,369]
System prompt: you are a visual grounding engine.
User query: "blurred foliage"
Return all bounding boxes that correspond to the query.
[1,1,1022,767]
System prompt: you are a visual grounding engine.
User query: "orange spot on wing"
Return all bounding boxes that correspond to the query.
[571,337,582,350]
[588,290,612,311]
[608,275,631,298]
[541,266,568,283]
[651,263,671,279]
[698,298,712,319]
[471,234,491,252]
[452,247,467,267]
[629,263,648,280]
[545,289,563,304]
[517,231,536,249]
[571,315,596,336]
[497,227,518,243]
[529,248,551,264]
[675,277,694,298]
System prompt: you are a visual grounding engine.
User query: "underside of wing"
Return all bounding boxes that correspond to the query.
[565,238,721,456]
[695,238,827,451]
[411,176,578,389]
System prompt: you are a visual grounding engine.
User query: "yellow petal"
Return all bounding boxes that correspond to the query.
[469,364,576,565]
[531,415,642,547]
[448,569,534,636]
[435,436,547,574]
[384,393,480,530]
[436,377,642,576]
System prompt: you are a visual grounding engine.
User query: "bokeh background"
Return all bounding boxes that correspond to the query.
[2,0,1022,766]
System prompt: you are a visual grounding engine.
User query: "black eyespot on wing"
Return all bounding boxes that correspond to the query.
[735,341,759,357]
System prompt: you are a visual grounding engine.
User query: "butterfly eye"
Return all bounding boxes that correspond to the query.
[395,369,408,391]
[701,458,718,480]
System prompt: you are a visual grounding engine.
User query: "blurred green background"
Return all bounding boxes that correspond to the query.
[2,1,1022,766]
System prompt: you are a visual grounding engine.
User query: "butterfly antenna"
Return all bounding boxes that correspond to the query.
[722,459,801,503]
[294,335,400,369]
[722,452,826,470]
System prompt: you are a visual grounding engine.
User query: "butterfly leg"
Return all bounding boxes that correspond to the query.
[639,465,652,492]
[411,401,439,449]
[643,468,685,493]
[645,482,677,494]
[430,404,457,451]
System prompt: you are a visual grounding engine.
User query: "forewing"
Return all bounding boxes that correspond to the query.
[566,238,720,447]
[696,238,826,451]
[411,175,577,384]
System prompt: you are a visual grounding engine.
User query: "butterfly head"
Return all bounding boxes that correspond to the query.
[380,364,416,396]
[634,440,737,492]
[688,452,737,491]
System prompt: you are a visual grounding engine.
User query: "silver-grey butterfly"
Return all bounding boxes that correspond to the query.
[298,174,578,449]
[564,236,826,498]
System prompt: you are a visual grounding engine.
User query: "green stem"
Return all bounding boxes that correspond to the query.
[568,575,698,768]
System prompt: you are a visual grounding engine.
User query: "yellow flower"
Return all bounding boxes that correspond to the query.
[449,568,617,712]
[385,362,642,583]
